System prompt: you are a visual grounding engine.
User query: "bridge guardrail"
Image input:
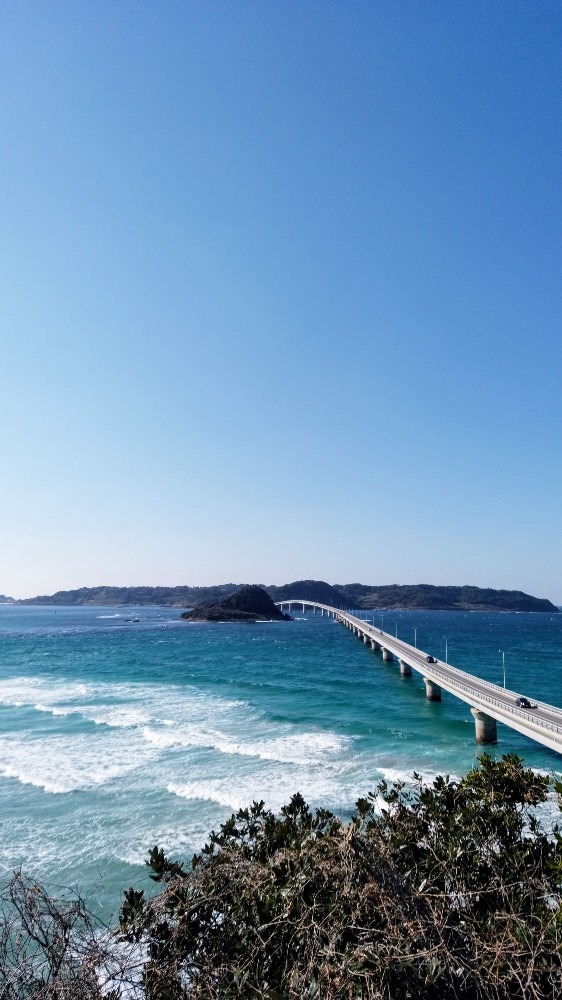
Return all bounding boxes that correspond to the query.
[277,602,562,741]
[343,613,562,738]
[359,620,562,721]
[285,604,562,743]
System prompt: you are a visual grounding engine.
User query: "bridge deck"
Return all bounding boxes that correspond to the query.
[276,601,562,756]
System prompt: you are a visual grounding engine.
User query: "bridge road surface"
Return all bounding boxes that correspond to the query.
[276,601,562,756]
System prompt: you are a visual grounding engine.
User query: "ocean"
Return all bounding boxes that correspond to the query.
[1,603,561,920]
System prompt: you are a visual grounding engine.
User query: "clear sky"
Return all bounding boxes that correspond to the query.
[1,1,561,601]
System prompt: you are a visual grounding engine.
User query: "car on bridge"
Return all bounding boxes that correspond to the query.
[426,655,437,663]
[515,696,537,709]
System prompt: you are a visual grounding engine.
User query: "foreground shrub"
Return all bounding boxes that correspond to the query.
[119,754,562,999]
[0,871,133,999]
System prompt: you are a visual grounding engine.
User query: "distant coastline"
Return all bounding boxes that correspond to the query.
[10,580,559,614]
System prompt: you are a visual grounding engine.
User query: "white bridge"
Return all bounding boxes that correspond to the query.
[276,600,562,755]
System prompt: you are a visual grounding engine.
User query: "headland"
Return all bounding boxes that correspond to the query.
[13,580,558,613]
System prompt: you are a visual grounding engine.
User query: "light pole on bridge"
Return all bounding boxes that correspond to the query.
[443,636,448,663]
[414,627,417,648]
[499,649,506,688]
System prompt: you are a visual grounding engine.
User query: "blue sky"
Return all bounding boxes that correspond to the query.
[1,1,561,601]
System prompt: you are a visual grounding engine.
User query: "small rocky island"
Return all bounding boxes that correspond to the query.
[180,585,291,623]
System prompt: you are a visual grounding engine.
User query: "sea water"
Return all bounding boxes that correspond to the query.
[1,603,561,919]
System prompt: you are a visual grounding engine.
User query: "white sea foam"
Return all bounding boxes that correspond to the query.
[142,727,187,749]
[167,775,344,813]
[34,702,76,716]
[377,765,461,786]
[167,755,369,815]
[0,677,90,709]
[0,675,355,810]
[0,675,249,732]
[0,731,159,794]
[87,707,151,728]
[212,731,347,764]
[141,722,348,764]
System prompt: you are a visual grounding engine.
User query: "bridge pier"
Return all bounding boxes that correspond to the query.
[423,677,441,701]
[471,708,497,743]
[363,634,369,644]
[382,648,393,662]
[399,659,412,677]
[370,639,380,651]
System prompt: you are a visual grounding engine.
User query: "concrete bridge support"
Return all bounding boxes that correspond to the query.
[370,639,380,651]
[382,648,393,662]
[423,677,441,701]
[471,708,498,743]
[399,659,412,677]
[363,634,369,644]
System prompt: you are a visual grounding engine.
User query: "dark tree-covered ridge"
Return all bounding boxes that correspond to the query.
[15,580,559,611]
[335,582,559,612]
[15,583,242,608]
[267,579,349,607]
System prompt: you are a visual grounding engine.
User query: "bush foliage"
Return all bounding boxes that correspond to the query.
[2,755,561,999]
[119,754,562,999]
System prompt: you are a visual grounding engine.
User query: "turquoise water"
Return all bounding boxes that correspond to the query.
[1,604,561,919]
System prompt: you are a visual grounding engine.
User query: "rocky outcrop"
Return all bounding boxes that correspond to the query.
[181,585,291,623]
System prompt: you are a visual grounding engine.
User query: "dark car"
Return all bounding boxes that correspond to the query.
[515,696,536,709]
[426,655,437,663]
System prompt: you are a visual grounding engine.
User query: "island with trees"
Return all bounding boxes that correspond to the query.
[14,580,559,613]
[180,584,291,622]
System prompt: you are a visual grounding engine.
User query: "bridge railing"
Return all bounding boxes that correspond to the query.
[341,613,562,736]
[419,667,562,737]
[342,616,562,738]
[279,603,562,741]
